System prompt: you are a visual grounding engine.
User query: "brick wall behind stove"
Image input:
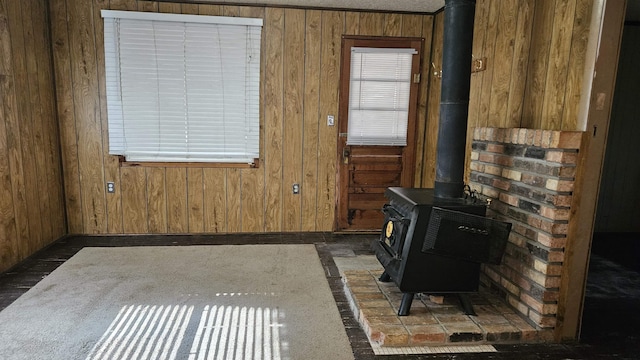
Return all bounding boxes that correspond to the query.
[469,127,583,330]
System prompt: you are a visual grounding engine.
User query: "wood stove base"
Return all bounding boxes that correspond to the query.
[379,270,479,316]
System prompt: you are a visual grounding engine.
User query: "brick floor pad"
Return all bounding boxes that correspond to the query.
[342,269,554,347]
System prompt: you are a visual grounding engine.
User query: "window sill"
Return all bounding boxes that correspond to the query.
[118,156,260,169]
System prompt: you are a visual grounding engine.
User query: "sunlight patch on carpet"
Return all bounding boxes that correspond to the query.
[86,305,193,360]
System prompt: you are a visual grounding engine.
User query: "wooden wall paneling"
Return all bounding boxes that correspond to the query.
[422,12,443,188]
[282,8,305,231]
[541,0,577,130]
[0,81,18,268]
[488,0,517,127]
[50,0,83,234]
[239,5,265,233]
[476,0,500,127]
[222,5,240,16]
[522,0,555,128]
[136,0,158,12]
[146,167,167,233]
[0,0,19,269]
[465,0,490,184]
[181,3,199,14]
[187,168,204,232]
[401,14,423,37]
[384,13,403,36]
[506,0,534,127]
[468,0,490,129]
[35,0,66,238]
[409,15,430,187]
[109,0,136,10]
[359,12,384,36]
[94,0,124,234]
[561,0,593,130]
[345,11,360,35]
[166,168,188,233]
[301,9,321,231]
[120,167,148,233]
[22,1,53,250]
[317,10,343,230]
[6,1,43,250]
[264,7,284,231]
[203,168,226,233]
[198,4,222,16]
[226,169,242,232]
[68,0,107,233]
[158,2,180,13]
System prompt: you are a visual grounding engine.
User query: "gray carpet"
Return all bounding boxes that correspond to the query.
[0,245,354,360]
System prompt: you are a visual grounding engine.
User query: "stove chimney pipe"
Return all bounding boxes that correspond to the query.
[434,0,476,199]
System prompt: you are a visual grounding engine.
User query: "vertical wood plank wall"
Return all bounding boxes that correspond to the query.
[0,0,66,272]
[433,0,596,186]
[49,0,436,234]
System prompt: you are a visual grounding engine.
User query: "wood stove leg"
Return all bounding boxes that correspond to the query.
[397,293,415,316]
[458,294,476,316]
[378,271,392,282]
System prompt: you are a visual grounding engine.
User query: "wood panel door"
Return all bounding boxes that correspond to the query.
[336,36,423,231]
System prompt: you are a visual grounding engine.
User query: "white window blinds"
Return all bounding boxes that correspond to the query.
[102,10,262,163]
[347,47,416,146]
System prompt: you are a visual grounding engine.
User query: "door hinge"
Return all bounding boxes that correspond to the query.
[413,73,421,83]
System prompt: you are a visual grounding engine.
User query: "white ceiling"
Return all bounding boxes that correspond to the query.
[194,0,445,13]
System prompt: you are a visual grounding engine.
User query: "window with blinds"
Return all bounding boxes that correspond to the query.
[101,10,262,163]
[347,47,416,146]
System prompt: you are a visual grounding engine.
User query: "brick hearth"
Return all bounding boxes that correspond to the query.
[341,267,553,347]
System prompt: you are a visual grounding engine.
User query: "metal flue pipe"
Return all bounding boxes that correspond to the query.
[433,0,476,199]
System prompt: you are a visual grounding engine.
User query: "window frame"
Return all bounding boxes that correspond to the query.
[101,10,263,168]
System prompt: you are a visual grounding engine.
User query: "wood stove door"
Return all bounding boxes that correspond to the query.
[335,37,423,231]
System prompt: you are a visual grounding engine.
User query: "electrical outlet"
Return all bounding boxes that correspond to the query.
[292,183,300,194]
[107,182,115,193]
[327,115,335,126]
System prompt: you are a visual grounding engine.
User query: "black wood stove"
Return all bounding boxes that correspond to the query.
[372,187,511,316]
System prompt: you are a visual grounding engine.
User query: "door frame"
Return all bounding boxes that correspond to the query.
[334,36,424,231]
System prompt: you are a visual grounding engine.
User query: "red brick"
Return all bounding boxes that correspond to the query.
[500,193,519,207]
[486,128,495,141]
[480,127,488,141]
[487,143,504,154]
[479,153,495,163]
[518,129,527,144]
[482,186,500,198]
[528,311,557,328]
[496,155,514,166]
[521,293,544,313]
[470,162,484,172]
[559,166,576,178]
[510,128,519,143]
[474,127,482,140]
[525,129,535,145]
[541,130,552,148]
[533,130,543,147]
[493,178,511,191]
[496,128,507,142]
[485,164,503,176]
[540,206,570,221]
[537,232,567,248]
[550,131,583,149]
[548,250,565,262]
[546,150,578,164]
